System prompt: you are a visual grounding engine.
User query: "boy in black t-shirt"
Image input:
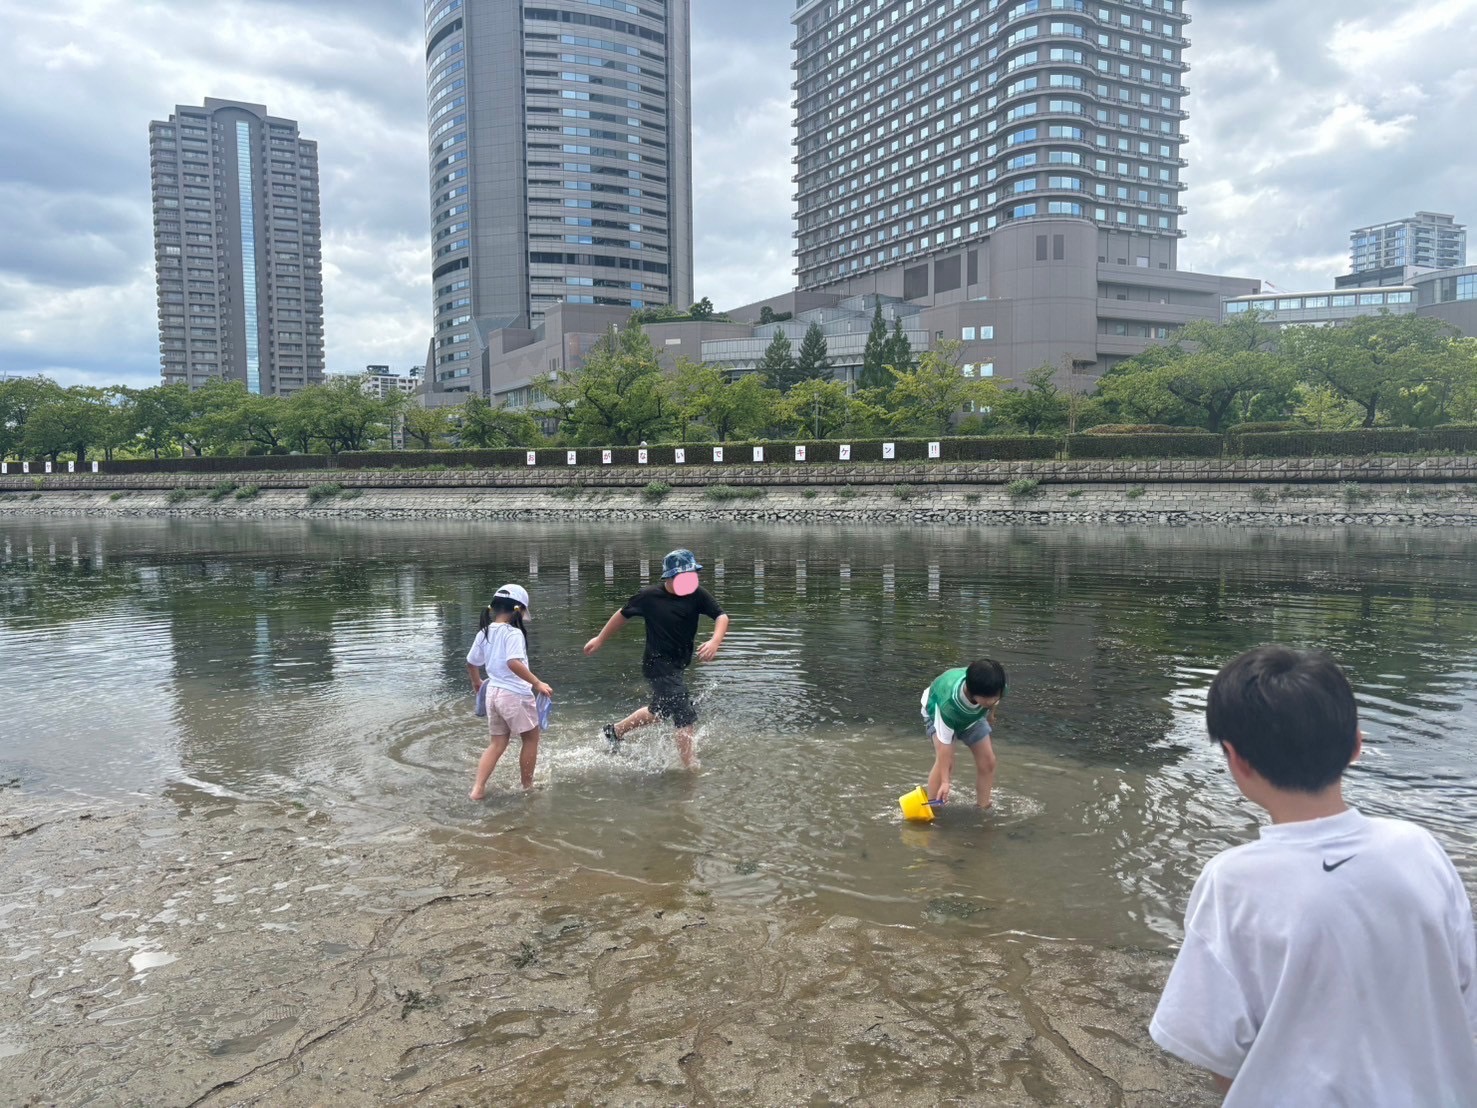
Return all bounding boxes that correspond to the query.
[583,548,729,768]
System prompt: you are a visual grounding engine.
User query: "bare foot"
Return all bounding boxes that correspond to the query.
[469,788,487,801]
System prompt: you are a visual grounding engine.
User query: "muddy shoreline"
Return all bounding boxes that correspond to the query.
[0,792,1215,1106]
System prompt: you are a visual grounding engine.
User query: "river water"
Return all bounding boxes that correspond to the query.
[4,518,1476,952]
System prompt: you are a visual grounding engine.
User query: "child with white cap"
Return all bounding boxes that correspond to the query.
[583,549,728,769]
[466,584,552,800]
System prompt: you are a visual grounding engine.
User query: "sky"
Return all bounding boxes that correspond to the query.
[1,0,1474,390]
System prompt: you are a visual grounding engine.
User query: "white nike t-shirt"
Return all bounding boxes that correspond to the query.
[465,624,531,696]
[1152,808,1477,1107]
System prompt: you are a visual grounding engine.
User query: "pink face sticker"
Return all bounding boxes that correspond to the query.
[672,571,700,596]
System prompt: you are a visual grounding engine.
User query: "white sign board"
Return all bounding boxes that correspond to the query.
[22,463,29,474]
[601,449,613,465]
[752,446,765,463]
[839,444,851,461]
[794,445,807,462]
[44,462,52,474]
[526,451,537,466]
[713,447,724,463]
[1,463,7,474]
[638,449,649,465]
[92,461,99,473]
[674,448,686,465]
[567,450,578,466]
[68,461,76,473]
[928,441,941,459]
[882,442,896,460]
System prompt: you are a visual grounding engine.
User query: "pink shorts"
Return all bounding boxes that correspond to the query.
[487,689,540,737]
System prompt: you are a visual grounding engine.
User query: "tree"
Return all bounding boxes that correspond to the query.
[128,383,191,459]
[0,376,64,460]
[1292,384,1364,431]
[1287,313,1453,428]
[458,395,543,448]
[546,324,672,445]
[885,318,915,378]
[887,341,1001,436]
[1000,366,1072,435]
[702,372,777,442]
[688,297,716,321]
[778,377,872,439]
[858,303,893,390]
[783,322,832,392]
[281,379,393,453]
[403,405,455,450]
[22,386,108,463]
[757,306,792,325]
[755,329,796,388]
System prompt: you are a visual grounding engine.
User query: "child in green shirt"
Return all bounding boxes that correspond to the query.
[922,659,1006,810]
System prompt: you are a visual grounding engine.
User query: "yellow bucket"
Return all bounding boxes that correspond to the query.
[899,786,936,823]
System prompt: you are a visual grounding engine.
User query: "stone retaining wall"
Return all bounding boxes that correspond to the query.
[4,481,1476,527]
[2,454,1476,494]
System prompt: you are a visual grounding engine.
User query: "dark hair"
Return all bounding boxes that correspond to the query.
[1206,646,1358,792]
[479,597,528,643]
[965,659,1007,700]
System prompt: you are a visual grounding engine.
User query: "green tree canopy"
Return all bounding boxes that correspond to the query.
[781,322,832,392]
[403,404,455,450]
[1286,312,1454,428]
[1,376,65,460]
[547,324,671,445]
[858,304,893,390]
[458,395,543,448]
[755,329,796,387]
[887,341,1001,435]
[778,377,873,439]
[999,366,1071,435]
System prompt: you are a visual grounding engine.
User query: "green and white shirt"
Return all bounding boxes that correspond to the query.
[920,668,992,745]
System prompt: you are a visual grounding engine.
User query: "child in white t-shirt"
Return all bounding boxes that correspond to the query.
[1152,646,1477,1106]
[465,584,552,800]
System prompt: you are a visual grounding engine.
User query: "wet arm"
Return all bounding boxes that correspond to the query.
[710,613,729,649]
[506,658,552,697]
[466,663,482,691]
[585,610,628,654]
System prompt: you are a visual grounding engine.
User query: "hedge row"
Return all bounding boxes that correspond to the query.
[8,427,1477,476]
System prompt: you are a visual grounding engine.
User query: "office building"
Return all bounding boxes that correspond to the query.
[148,98,325,394]
[423,0,695,399]
[1224,265,1477,337]
[1349,212,1466,277]
[791,0,1191,291]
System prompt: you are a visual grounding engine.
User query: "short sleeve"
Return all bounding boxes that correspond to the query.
[466,631,489,668]
[1150,873,1257,1079]
[620,591,646,620]
[697,588,724,619]
[498,624,528,664]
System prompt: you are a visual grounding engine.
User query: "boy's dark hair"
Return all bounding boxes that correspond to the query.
[965,659,1007,700]
[1206,646,1358,792]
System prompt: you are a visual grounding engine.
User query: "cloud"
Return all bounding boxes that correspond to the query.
[0,0,1472,387]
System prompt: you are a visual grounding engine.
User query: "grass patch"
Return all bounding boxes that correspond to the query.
[1341,482,1370,508]
[206,480,239,502]
[705,484,764,502]
[339,488,362,501]
[642,480,672,502]
[28,492,42,501]
[801,489,817,500]
[836,485,858,501]
[1126,485,1147,500]
[1249,486,1276,504]
[1006,478,1040,501]
[306,483,342,504]
[166,487,195,504]
[892,484,915,501]
[109,491,128,502]
[552,480,586,500]
[1066,489,1085,499]
[234,484,260,501]
[963,492,981,504]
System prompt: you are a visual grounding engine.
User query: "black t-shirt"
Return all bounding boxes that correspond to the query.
[621,584,725,677]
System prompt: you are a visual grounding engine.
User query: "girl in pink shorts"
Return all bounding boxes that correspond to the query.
[465,584,553,800]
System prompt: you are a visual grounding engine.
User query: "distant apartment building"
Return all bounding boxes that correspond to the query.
[148,98,325,394]
[1349,212,1466,277]
[357,366,424,401]
[422,0,695,400]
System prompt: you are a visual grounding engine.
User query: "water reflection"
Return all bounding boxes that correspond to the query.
[3,518,1475,948]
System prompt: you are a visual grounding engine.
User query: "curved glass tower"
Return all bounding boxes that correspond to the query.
[791,0,1191,290]
[424,0,694,396]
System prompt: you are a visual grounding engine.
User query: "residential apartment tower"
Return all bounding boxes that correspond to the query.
[1349,212,1466,277]
[148,98,325,394]
[424,0,695,398]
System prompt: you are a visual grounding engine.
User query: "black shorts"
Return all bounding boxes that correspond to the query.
[647,671,698,729]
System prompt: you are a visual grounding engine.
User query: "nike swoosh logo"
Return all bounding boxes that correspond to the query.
[1323,856,1356,873]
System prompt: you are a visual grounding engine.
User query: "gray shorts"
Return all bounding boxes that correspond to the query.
[924,714,993,748]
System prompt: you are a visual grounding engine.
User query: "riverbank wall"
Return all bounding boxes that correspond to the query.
[3,456,1477,526]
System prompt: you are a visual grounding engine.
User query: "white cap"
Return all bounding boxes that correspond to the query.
[494,583,531,617]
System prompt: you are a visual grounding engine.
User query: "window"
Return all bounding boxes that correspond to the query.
[962,327,976,340]
[1386,291,1413,304]
[1331,294,1356,308]
[1225,300,1249,314]
[1277,298,1300,311]
[980,362,995,377]
[1304,296,1329,309]
[1357,293,1384,306]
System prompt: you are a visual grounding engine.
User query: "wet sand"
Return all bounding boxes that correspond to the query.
[0,793,1215,1107]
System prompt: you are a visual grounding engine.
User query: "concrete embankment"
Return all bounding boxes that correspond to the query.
[3,456,1476,526]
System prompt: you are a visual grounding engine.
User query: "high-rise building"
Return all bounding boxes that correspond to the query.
[1349,212,1466,276]
[423,0,695,398]
[791,0,1190,291]
[148,98,325,394]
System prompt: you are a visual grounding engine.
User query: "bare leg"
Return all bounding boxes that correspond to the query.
[674,726,698,770]
[517,728,540,789]
[968,738,997,810]
[470,734,511,801]
[614,706,656,738]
